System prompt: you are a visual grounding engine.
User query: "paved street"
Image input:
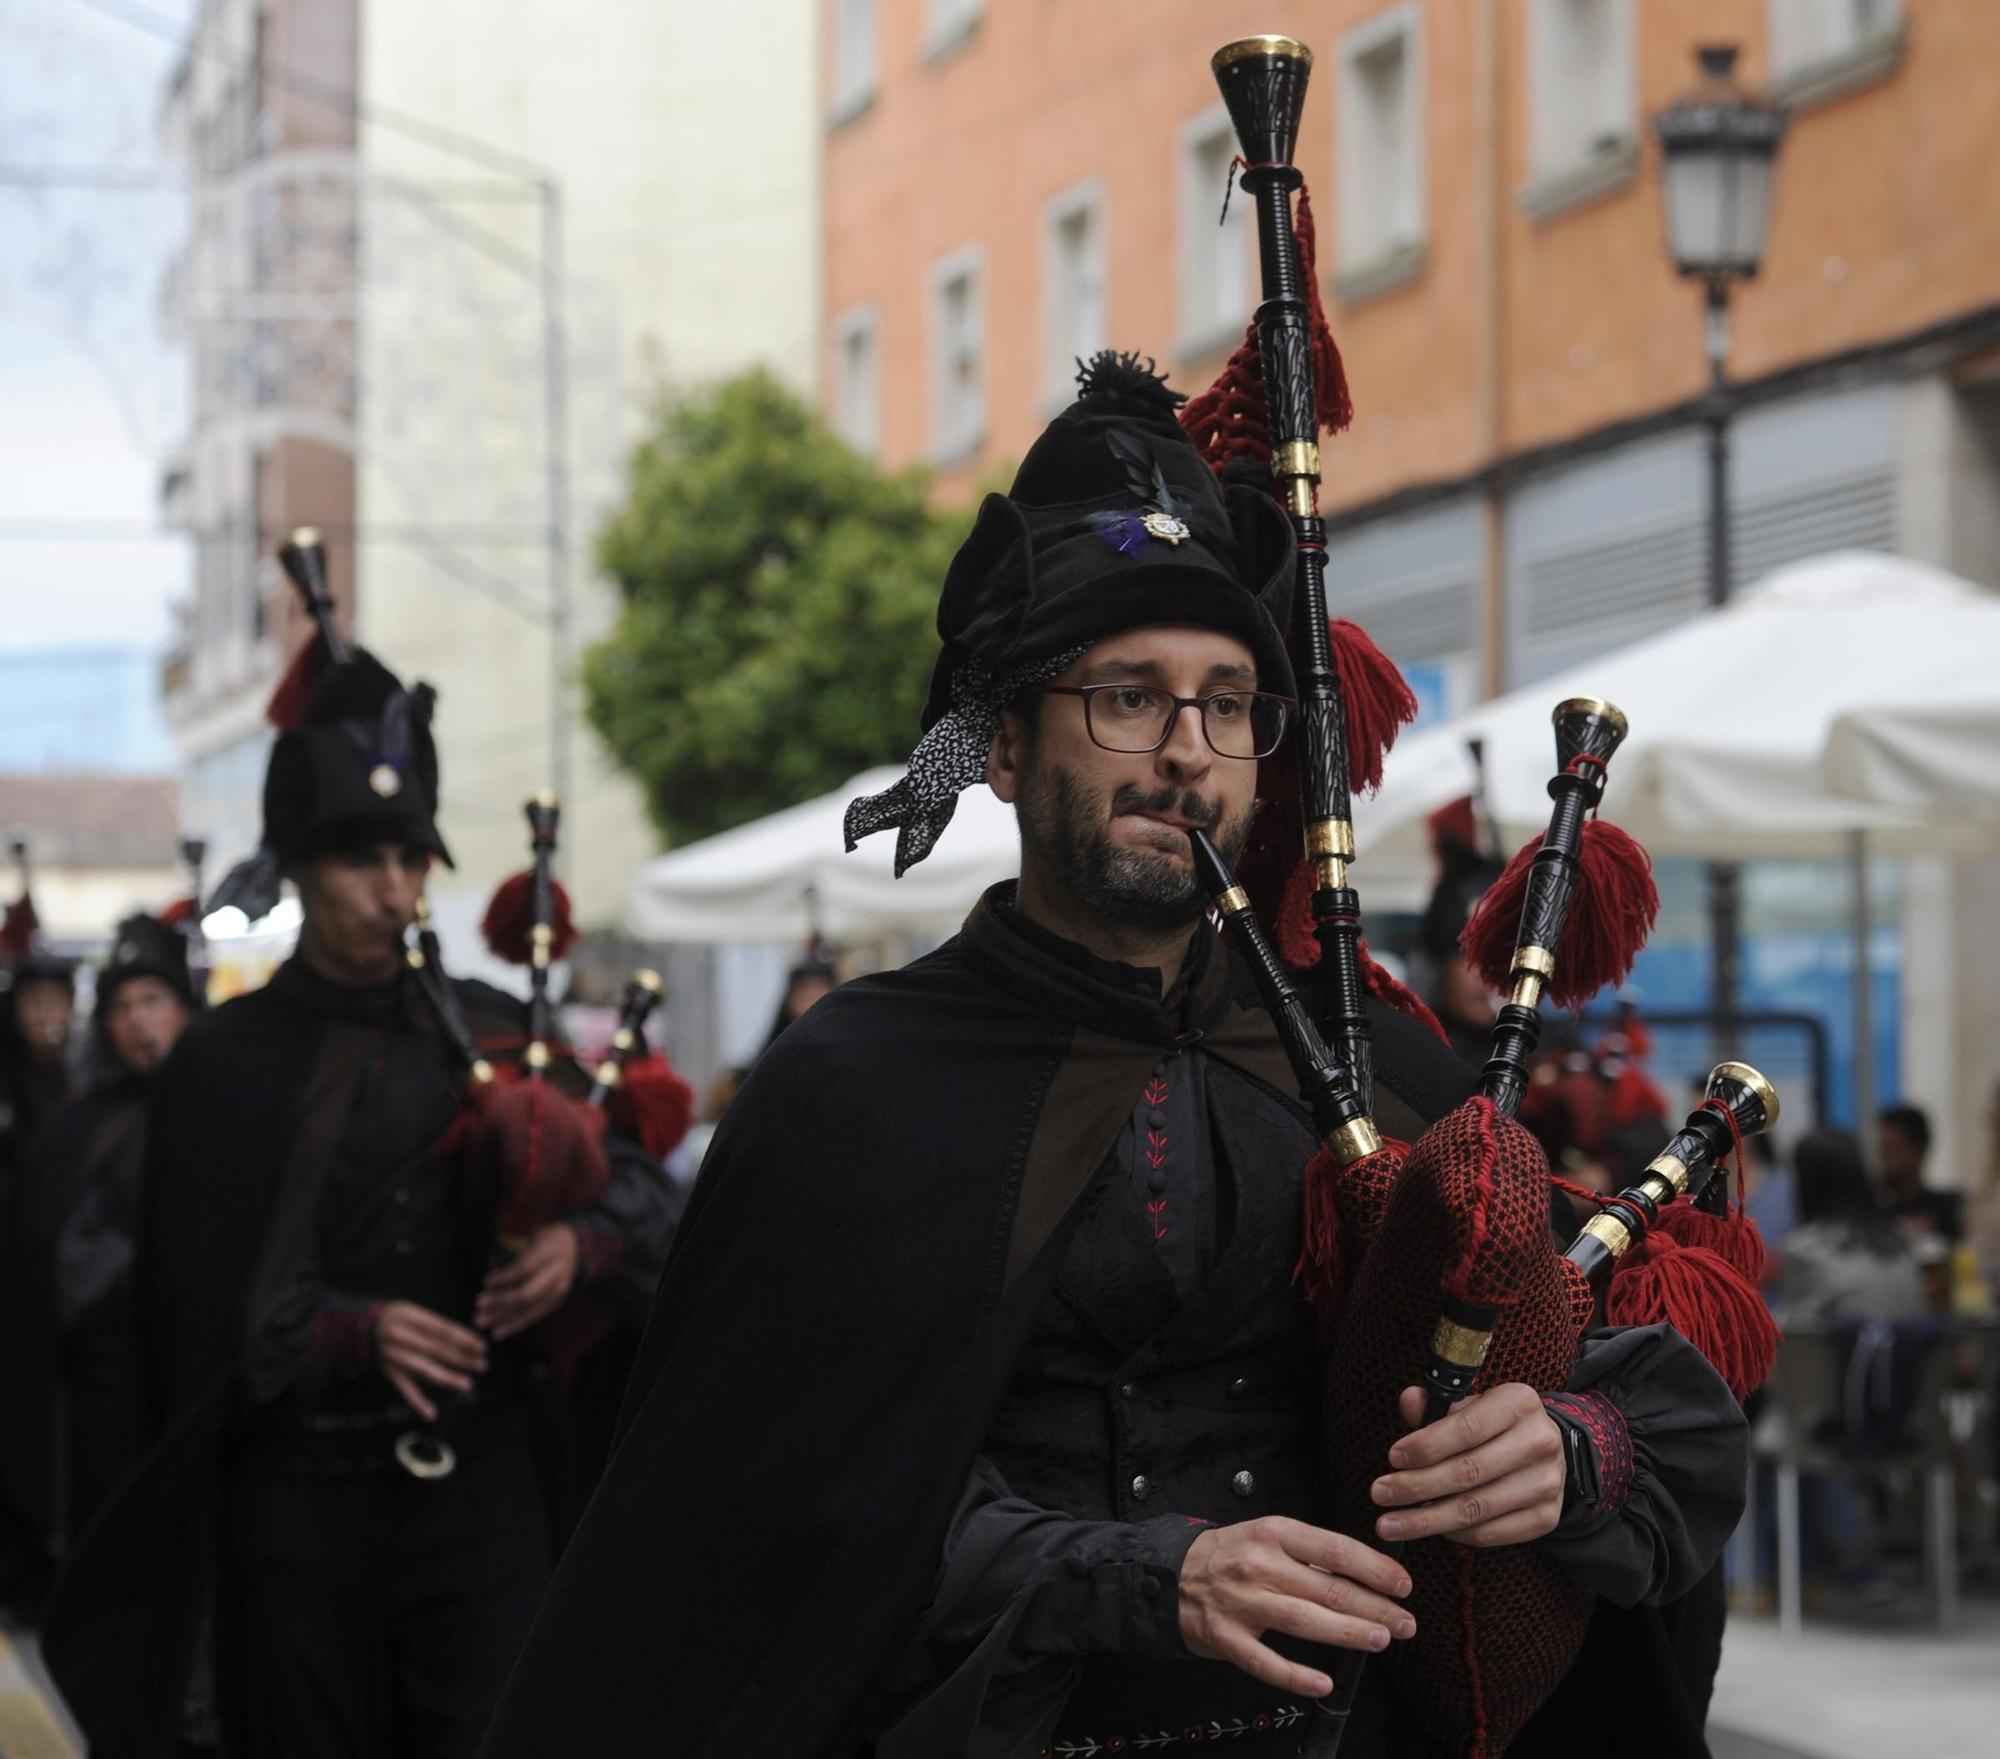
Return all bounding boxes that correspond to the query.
[1709,1596,2000,1759]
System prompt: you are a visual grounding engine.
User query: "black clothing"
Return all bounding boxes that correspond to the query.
[0,1074,151,1564]
[42,956,666,1759]
[481,888,1745,1759]
[1886,1187,1964,1245]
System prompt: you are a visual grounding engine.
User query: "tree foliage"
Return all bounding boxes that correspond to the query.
[583,370,961,844]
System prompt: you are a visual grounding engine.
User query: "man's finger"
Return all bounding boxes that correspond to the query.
[1446,1506,1563,1549]
[385,1363,438,1422]
[1376,1464,1557,1542]
[1371,1417,1553,1508]
[1387,1387,1509,1470]
[1218,1632,1334,1699]
[1267,1563,1416,1640]
[1275,1521,1413,1598]
[1257,1590,1399,1656]
[396,1309,489,1363]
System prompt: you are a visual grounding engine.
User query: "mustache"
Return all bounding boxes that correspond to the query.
[1110,783,1224,832]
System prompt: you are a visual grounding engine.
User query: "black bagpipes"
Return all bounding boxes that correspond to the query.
[1190,39,1780,1758]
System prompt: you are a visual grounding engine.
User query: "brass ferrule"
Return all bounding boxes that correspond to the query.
[1553,696,1629,741]
[405,946,426,971]
[1513,945,1557,980]
[1635,1173,1679,1209]
[1329,1116,1383,1167]
[1215,884,1252,916]
[1313,855,1350,890]
[1580,1211,1634,1260]
[1271,439,1321,482]
[634,969,664,994]
[611,1027,636,1054]
[289,524,322,548]
[1711,1060,1781,1129]
[594,1059,622,1089]
[1644,1151,1693,1198]
[469,1057,496,1086]
[1284,477,1317,520]
[1306,820,1356,861]
[1509,971,1547,1008]
[1213,34,1312,70]
[1431,1316,1495,1371]
[532,789,559,811]
[525,1041,551,1071]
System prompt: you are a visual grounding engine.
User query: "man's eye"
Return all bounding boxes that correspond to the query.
[1108,688,1157,715]
[1205,693,1247,719]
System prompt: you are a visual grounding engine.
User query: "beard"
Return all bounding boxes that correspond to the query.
[1014,759,1254,935]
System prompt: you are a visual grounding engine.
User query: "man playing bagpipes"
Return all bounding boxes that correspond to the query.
[478,331,1749,1757]
[39,587,676,1759]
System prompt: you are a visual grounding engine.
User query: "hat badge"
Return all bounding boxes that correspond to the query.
[1141,511,1190,546]
[369,763,403,798]
[115,940,138,964]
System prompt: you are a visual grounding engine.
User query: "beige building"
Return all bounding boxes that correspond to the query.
[158,0,822,968]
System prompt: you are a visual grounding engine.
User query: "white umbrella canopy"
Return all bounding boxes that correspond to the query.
[1821,685,2000,815]
[1360,552,2000,863]
[625,767,1024,944]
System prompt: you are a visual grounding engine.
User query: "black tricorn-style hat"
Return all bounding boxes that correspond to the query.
[99,912,197,1012]
[919,352,1298,729]
[262,645,451,867]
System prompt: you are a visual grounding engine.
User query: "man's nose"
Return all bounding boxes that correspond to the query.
[1157,699,1213,777]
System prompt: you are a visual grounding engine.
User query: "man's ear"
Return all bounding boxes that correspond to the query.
[986,708,1027,804]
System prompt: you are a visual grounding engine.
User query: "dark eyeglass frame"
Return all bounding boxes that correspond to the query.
[1037,683,1294,760]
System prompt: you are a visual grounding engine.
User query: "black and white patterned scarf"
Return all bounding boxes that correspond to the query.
[843,647,1084,877]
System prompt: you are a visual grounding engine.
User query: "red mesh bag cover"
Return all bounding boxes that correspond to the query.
[1297,1139,1409,1330]
[440,1069,611,1249]
[1322,1097,1597,1758]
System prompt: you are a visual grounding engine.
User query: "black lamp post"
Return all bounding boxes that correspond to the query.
[1654,44,1787,1054]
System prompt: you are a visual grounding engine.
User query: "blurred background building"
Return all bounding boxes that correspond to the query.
[817,0,2000,1183]
[154,0,821,947]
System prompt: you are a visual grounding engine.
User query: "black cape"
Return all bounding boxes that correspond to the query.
[479,894,1471,1758]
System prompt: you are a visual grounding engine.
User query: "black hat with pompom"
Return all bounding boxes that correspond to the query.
[846,352,1297,876]
[919,351,1296,727]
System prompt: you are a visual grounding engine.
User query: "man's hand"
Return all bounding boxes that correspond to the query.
[1369,1382,1566,1547]
[376,1301,488,1422]
[1179,1516,1415,1698]
[473,1223,582,1340]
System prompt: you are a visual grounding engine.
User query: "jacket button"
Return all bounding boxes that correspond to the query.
[393,1238,413,1257]
[1228,1377,1249,1399]
[1119,1382,1137,1400]
[1232,1470,1256,1497]
[1130,1474,1152,1501]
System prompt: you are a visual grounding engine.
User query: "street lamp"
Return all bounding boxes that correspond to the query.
[1653,44,1787,1055]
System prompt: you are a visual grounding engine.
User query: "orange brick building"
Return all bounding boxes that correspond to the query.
[821,0,2000,703]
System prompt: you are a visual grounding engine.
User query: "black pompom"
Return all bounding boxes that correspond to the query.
[1074,350,1187,413]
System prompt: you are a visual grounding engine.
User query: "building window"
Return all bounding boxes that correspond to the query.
[1768,0,1904,107]
[1177,108,1252,358]
[1529,0,1634,177]
[1042,181,1107,404]
[830,0,878,124]
[830,303,882,457]
[927,246,984,462]
[923,0,982,63]
[1335,4,1426,297]
[1770,0,1900,74]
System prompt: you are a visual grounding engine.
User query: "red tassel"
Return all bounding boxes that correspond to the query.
[1461,820,1658,1007]
[1,893,39,960]
[1608,1063,1669,1129]
[1650,1199,1768,1285]
[1294,1145,1348,1327]
[480,871,581,965]
[265,633,326,731]
[1293,187,1353,436]
[1181,184,1353,468]
[159,896,199,928]
[607,1054,696,1160]
[1605,1232,1779,1402]
[1330,619,1417,794]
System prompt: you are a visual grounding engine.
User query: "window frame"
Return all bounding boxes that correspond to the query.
[827,0,879,127]
[828,301,883,458]
[1175,103,1254,362]
[1040,178,1109,410]
[1333,2,1428,303]
[926,243,987,465]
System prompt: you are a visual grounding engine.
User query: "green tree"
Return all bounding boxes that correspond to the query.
[584,369,962,844]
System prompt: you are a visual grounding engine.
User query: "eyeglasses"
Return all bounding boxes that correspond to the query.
[1038,684,1293,760]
